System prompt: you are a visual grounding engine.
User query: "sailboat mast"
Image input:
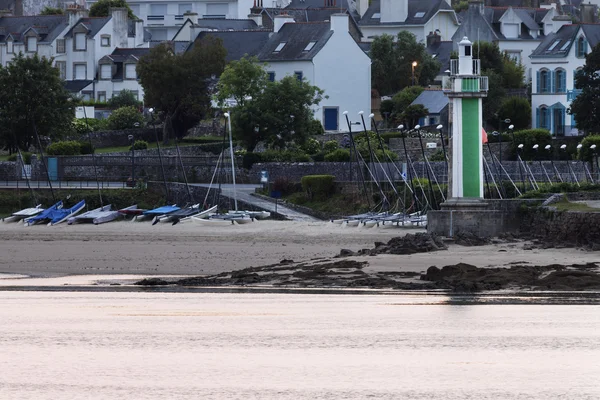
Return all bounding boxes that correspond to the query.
[225,112,238,211]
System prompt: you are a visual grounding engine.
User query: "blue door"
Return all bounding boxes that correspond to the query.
[323,108,338,131]
[47,157,58,181]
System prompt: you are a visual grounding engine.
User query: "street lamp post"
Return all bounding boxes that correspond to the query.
[128,134,135,187]
[411,61,418,86]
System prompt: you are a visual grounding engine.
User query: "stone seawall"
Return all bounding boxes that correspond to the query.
[521,209,600,249]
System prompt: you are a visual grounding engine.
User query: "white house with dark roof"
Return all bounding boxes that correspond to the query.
[171,12,260,42]
[256,13,371,130]
[86,0,255,41]
[358,0,459,42]
[95,47,151,102]
[452,1,564,81]
[529,23,599,136]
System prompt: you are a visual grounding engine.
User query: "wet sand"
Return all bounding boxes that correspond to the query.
[0,220,598,282]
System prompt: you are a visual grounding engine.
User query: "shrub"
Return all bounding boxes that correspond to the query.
[272,176,299,196]
[578,135,600,162]
[302,137,321,154]
[301,175,335,199]
[412,178,430,188]
[259,150,310,162]
[311,151,326,162]
[46,140,82,155]
[107,90,141,109]
[106,106,144,130]
[323,140,339,153]
[79,141,95,154]
[131,140,148,151]
[509,129,552,160]
[324,149,350,162]
[429,149,446,162]
[308,119,325,135]
[7,152,32,163]
[72,117,108,134]
[242,152,262,169]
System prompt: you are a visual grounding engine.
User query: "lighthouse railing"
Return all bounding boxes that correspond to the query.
[442,76,489,93]
[449,59,481,76]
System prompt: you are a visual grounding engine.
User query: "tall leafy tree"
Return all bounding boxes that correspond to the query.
[0,54,74,153]
[40,6,63,15]
[137,37,226,139]
[371,32,441,95]
[89,0,136,19]
[233,76,324,151]
[569,43,600,134]
[216,56,268,108]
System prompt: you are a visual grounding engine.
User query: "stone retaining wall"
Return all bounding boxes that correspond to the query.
[0,161,18,181]
[521,209,600,248]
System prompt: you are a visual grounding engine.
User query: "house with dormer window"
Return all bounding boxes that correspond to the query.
[357,0,459,43]
[529,23,600,136]
[95,47,150,102]
[187,13,371,131]
[452,1,566,82]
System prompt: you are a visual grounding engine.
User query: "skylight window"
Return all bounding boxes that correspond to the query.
[372,13,381,19]
[560,40,571,51]
[304,41,317,52]
[548,40,561,51]
[414,11,426,18]
[274,42,286,53]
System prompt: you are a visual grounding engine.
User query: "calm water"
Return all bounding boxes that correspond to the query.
[1,291,599,399]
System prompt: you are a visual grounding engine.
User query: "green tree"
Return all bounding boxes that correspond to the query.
[400,104,429,129]
[137,37,226,139]
[216,56,268,108]
[107,106,144,130]
[569,43,600,133]
[233,76,324,151]
[392,86,424,119]
[107,89,140,109]
[0,54,74,153]
[498,97,531,130]
[40,6,63,15]
[371,32,440,95]
[89,0,136,19]
[502,54,525,89]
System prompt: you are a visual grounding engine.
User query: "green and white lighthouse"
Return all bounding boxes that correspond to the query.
[445,37,488,200]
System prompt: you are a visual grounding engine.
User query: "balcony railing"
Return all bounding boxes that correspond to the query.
[147,15,165,21]
[567,89,582,101]
[442,76,489,93]
[450,58,481,76]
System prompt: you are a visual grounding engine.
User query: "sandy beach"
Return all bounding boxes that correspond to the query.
[1,220,599,284]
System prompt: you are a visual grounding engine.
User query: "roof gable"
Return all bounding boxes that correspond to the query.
[64,17,110,39]
[0,15,67,43]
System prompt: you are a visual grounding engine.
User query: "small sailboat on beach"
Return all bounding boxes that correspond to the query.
[3,205,44,223]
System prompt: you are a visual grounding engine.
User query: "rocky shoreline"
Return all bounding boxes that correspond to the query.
[136,233,600,292]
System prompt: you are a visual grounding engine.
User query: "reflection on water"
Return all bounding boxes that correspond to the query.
[1,292,599,400]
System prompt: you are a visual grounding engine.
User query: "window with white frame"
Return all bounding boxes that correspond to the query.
[503,23,519,39]
[56,38,65,53]
[205,3,228,18]
[100,35,111,47]
[274,42,286,53]
[131,90,139,100]
[125,64,137,79]
[294,71,303,81]
[149,4,167,19]
[151,29,168,41]
[55,61,66,80]
[505,50,520,64]
[74,32,86,51]
[100,64,112,80]
[74,63,87,80]
[98,92,107,102]
[7,39,13,54]
[268,71,275,82]
[26,36,37,53]
[81,91,92,101]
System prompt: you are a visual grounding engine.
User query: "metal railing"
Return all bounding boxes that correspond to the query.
[450,58,481,76]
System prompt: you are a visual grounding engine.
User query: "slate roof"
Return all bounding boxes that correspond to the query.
[0,15,67,42]
[190,30,272,62]
[256,22,332,62]
[64,80,93,93]
[360,0,454,26]
[410,90,448,114]
[427,40,453,75]
[530,24,600,58]
[196,18,259,31]
[64,17,110,38]
[149,40,192,54]
[286,0,351,9]
[110,47,150,60]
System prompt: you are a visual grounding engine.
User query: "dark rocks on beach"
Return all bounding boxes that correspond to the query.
[338,233,447,257]
[454,232,491,247]
[135,278,169,286]
[421,262,600,292]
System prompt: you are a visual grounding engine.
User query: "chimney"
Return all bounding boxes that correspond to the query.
[468,0,485,16]
[66,5,89,27]
[427,31,441,47]
[552,15,571,32]
[356,0,369,18]
[580,3,598,23]
[330,13,349,34]
[135,19,144,46]
[273,14,294,33]
[111,7,129,47]
[381,0,407,23]
[248,13,263,27]
[183,11,199,25]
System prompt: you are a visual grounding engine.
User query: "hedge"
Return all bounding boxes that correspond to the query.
[301,175,335,199]
[578,135,600,162]
[46,140,84,156]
